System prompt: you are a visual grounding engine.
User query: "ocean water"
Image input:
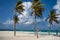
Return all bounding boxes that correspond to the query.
[16,30,60,35]
[0,30,60,35]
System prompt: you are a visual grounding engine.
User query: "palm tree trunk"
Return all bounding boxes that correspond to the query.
[48,24,51,35]
[34,13,38,38]
[14,23,16,36]
[56,27,58,36]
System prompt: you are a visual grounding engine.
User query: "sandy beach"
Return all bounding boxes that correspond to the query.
[0,31,60,40]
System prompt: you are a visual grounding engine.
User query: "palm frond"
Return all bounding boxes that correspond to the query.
[50,10,55,16]
[32,2,44,17]
[53,16,58,19]
[16,5,24,13]
[14,15,19,24]
[33,0,39,2]
[15,1,24,14]
[54,19,59,24]
[16,1,22,6]
[55,14,60,16]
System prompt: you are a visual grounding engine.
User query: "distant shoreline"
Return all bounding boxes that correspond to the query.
[0,30,60,33]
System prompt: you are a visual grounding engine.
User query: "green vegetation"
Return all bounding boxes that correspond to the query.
[45,9,59,35]
[13,0,59,38]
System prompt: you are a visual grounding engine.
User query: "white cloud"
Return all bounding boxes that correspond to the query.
[53,0,60,21]
[3,18,14,25]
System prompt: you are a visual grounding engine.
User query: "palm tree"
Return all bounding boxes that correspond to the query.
[13,14,19,36]
[31,0,44,38]
[45,9,59,35]
[13,0,24,36]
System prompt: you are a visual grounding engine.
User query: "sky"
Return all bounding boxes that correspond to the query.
[0,0,60,30]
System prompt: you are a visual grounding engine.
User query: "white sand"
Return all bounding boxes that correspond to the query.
[0,31,60,40]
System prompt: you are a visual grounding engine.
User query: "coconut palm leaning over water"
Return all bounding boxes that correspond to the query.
[45,9,59,35]
[31,0,44,38]
[13,0,24,36]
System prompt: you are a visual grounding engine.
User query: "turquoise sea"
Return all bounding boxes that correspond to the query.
[0,30,60,35]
